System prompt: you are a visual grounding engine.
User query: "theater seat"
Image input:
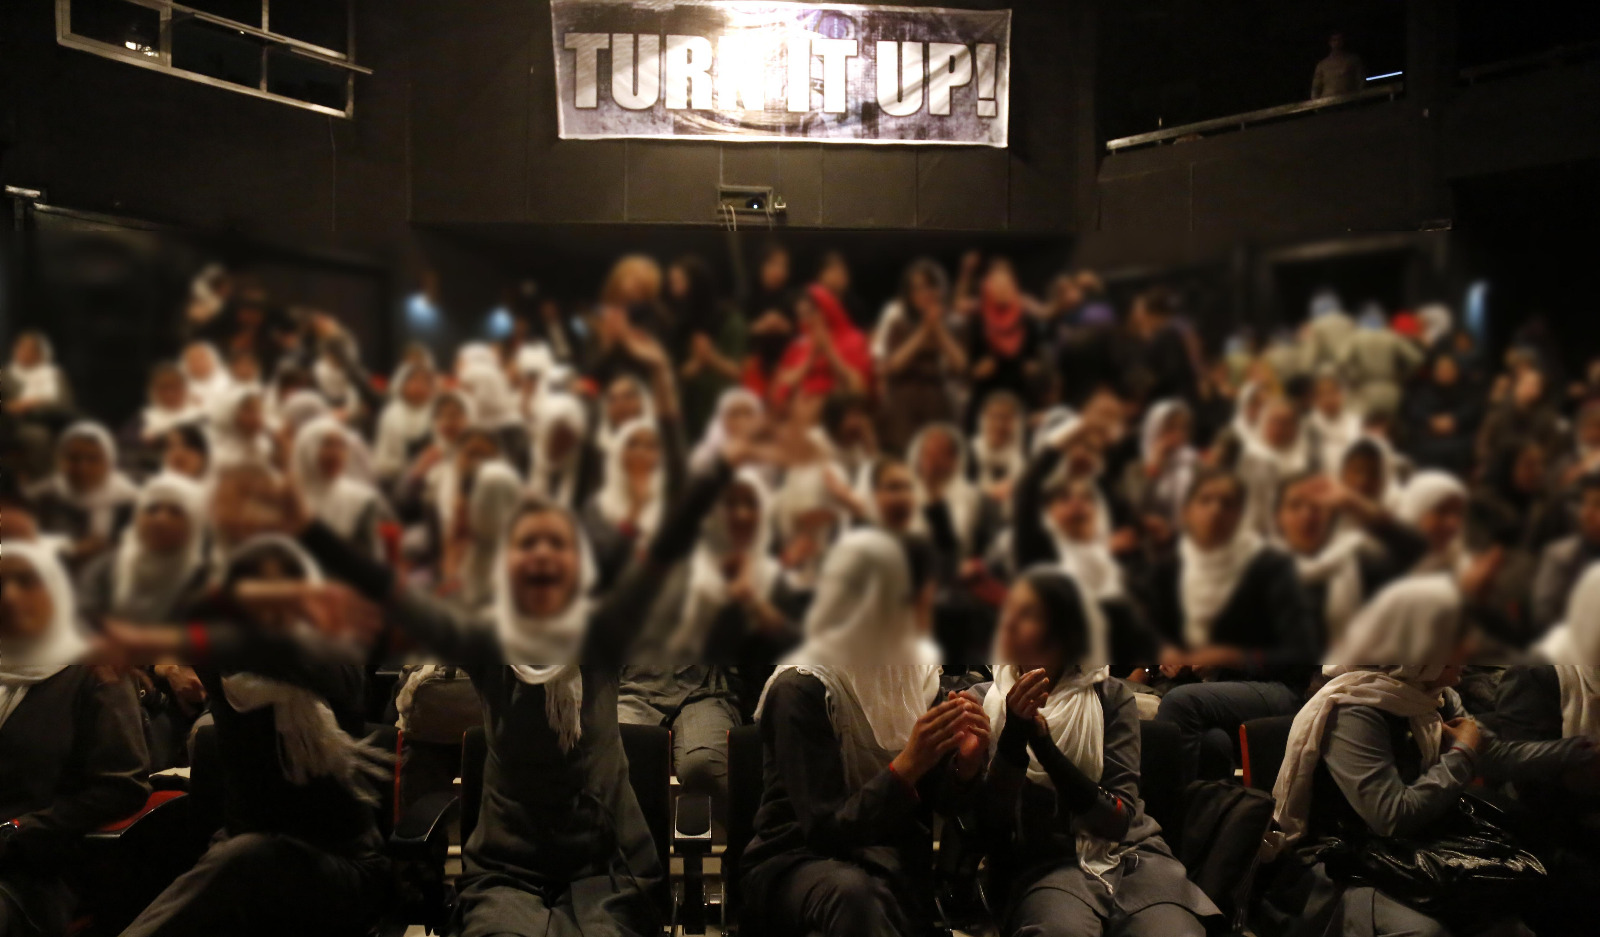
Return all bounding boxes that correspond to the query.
[70,791,204,936]
[1239,714,1297,792]
[458,723,674,929]
[722,723,763,934]
[188,723,457,936]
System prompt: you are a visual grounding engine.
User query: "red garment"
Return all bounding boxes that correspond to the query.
[1390,310,1421,339]
[982,298,1026,358]
[770,286,872,406]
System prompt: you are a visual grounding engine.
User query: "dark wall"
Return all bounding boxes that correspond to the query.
[406,0,1089,233]
[1,0,413,261]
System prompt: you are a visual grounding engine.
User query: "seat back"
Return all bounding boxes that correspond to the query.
[457,723,673,912]
[618,722,673,910]
[722,723,764,913]
[1240,714,1297,792]
[1138,718,1186,848]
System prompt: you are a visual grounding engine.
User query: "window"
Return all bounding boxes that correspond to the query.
[56,0,369,118]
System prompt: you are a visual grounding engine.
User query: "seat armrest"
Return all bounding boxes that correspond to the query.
[86,791,188,841]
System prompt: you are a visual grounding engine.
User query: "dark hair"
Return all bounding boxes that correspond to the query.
[458,426,503,455]
[1137,286,1179,319]
[1274,469,1325,513]
[508,493,580,539]
[149,361,183,386]
[1185,467,1245,507]
[896,532,937,595]
[166,424,211,464]
[1023,567,1091,664]
[1578,471,1600,500]
[898,258,949,313]
[822,393,873,437]
[870,455,911,489]
[223,542,312,591]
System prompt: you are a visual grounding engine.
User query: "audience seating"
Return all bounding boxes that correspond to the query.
[69,791,203,936]
[458,722,675,930]
[188,723,456,937]
[1240,715,1298,792]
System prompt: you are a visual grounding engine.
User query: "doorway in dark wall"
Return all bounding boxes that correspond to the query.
[1452,160,1600,387]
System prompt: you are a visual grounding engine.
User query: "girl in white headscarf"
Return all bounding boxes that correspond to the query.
[690,388,763,473]
[87,473,209,624]
[1238,396,1314,536]
[1129,399,1199,531]
[584,418,673,587]
[529,392,589,509]
[134,362,204,443]
[1309,371,1363,473]
[179,340,232,410]
[29,422,141,561]
[907,423,1001,561]
[458,361,518,430]
[971,390,1027,502]
[291,416,391,560]
[453,460,525,610]
[284,425,753,937]
[1264,575,1590,937]
[745,528,986,937]
[0,541,149,935]
[1396,470,1469,575]
[596,373,656,458]
[373,363,437,484]
[978,567,1218,936]
[208,384,276,469]
[1529,564,1600,739]
[5,330,66,409]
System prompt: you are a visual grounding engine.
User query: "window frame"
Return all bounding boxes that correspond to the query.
[55,0,369,118]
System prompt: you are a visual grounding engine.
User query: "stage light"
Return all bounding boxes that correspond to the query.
[1367,71,1402,81]
[406,292,441,332]
[486,306,514,339]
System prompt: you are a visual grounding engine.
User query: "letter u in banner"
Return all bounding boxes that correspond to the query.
[551,1,1011,146]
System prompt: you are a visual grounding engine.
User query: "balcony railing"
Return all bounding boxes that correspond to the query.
[1105,81,1404,153]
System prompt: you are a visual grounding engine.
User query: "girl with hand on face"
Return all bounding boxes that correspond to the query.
[1,542,150,937]
[742,529,988,937]
[290,417,392,562]
[975,567,1219,937]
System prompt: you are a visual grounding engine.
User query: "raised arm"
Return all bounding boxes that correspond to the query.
[1012,446,1064,570]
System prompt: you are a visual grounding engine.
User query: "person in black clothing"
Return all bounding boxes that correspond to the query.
[1,542,151,937]
[114,535,391,937]
[1131,287,1200,412]
[974,567,1218,937]
[288,421,776,937]
[743,529,989,937]
[1145,470,1317,783]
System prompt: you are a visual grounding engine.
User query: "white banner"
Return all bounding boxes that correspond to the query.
[552,1,1011,146]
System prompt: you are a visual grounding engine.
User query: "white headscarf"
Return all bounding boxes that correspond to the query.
[208,384,273,469]
[1140,399,1198,526]
[907,423,982,551]
[1179,517,1264,647]
[427,390,478,536]
[0,541,89,730]
[972,394,1027,487]
[373,364,436,480]
[455,342,499,375]
[596,376,656,457]
[1231,382,1263,448]
[275,390,331,439]
[1396,470,1468,575]
[493,504,598,753]
[1266,575,1462,855]
[180,342,233,410]
[458,363,518,429]
[595,418,664,539]
[41,422,141,539]
[111,473,207,622]
[9,333,63,404]
[141,371,204,441]
[1536,564,1600,741]
[756,529,942,790]
[1339,435,1403,511]
[691,388,764,472]
[1310,378,1364,475]
[217,536,390,803]
[292,417,385,546]
[675,468,777,655]
[461,461,525,610]
[1418,303,1453,346]
[514,342,557,421]
[982,568,1124,889]
[1043,482,1123,601]
[529,393,588,508]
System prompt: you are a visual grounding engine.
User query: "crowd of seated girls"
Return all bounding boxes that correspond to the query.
[2,256,1598,937]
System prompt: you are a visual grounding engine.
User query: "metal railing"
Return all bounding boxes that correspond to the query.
[1105,82,1404,153]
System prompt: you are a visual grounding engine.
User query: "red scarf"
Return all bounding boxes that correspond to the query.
[771,286,872,406]
[983,299,1026,358]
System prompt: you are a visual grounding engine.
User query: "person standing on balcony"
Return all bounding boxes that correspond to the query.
[1310,32,1365,99]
